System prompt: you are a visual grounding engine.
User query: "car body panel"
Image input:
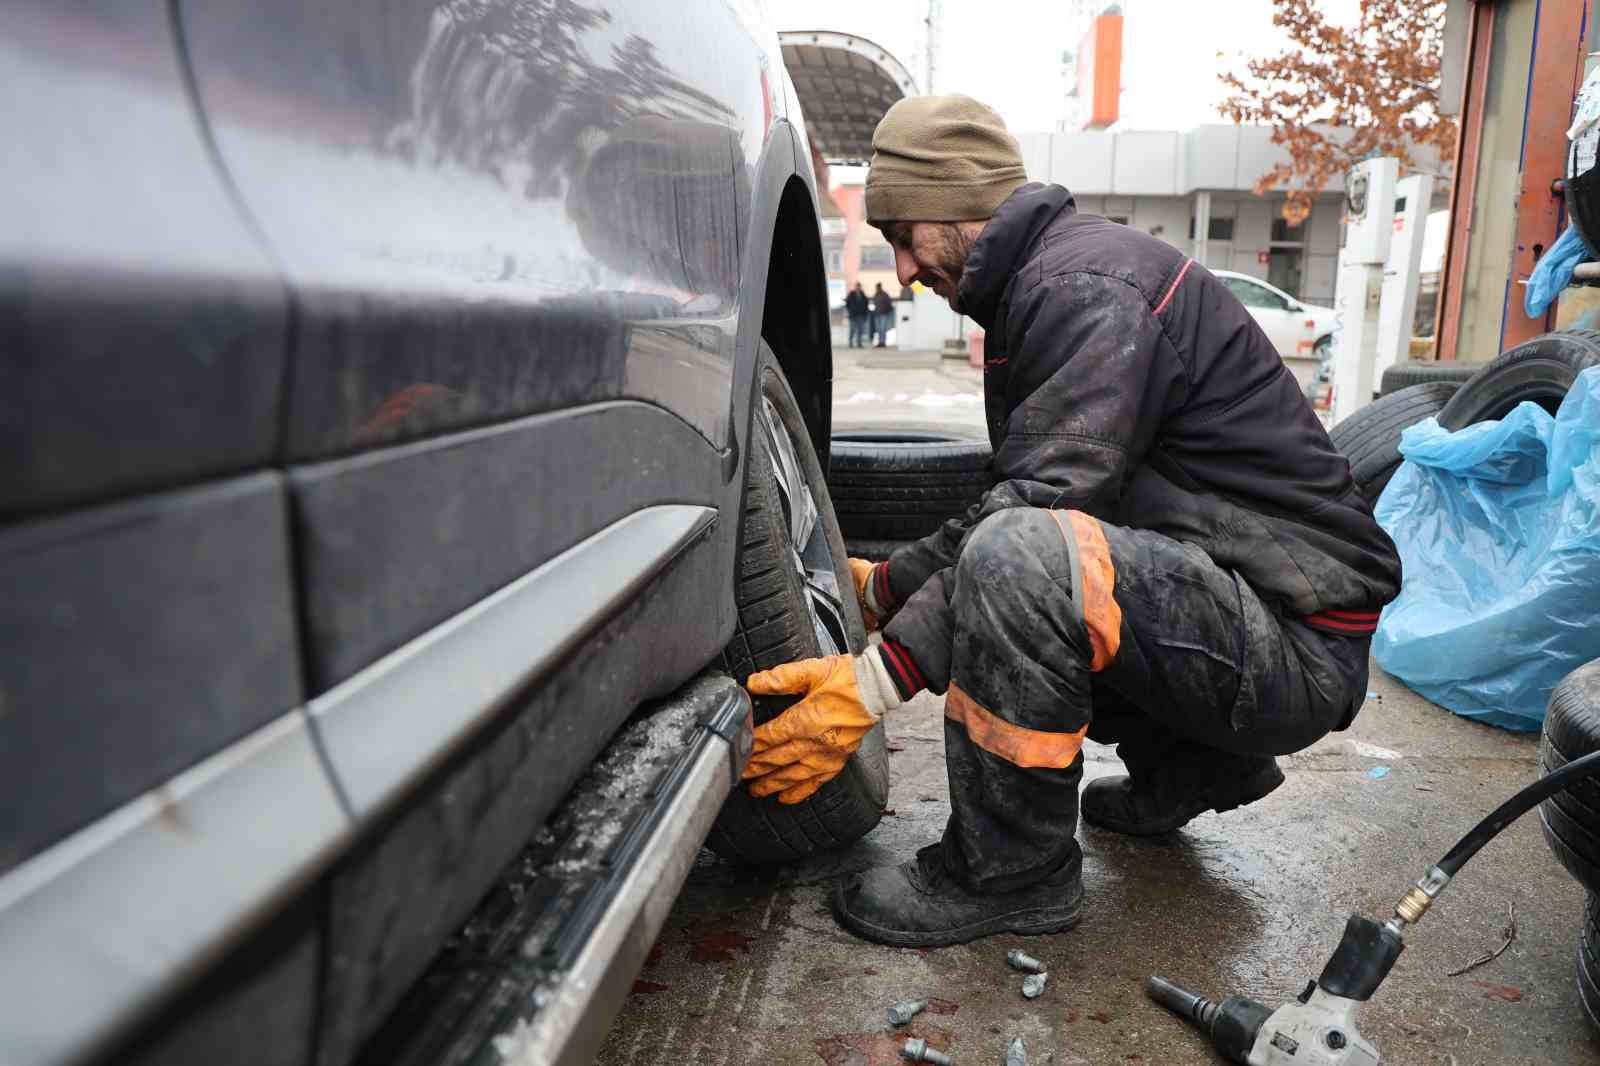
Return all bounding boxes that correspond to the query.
[307,502,719,820]
[0,3,289,519]
[288,402,727,692]
[312,520,725,1066]
[0,473,303,877]
[0,1,824,1063]
[174,0,773,459]
[0,711,349,1066]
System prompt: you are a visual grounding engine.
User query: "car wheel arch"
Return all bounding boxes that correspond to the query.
[759,176,833,464]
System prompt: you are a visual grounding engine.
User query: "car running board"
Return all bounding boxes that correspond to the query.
[356,671,752,1066]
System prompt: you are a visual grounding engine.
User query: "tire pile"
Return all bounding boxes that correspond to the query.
[1332,330,1600,504]
[1541,660,1600,1033]
[827,428,992,560]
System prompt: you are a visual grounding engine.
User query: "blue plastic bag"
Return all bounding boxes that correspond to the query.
[1524,225,1591,317]
[1372,365,1600,730]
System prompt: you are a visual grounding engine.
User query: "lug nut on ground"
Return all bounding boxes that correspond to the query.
[1006,949,1045,974]
[901,1036,954,1064]
[888,998,928,1026]
[1004,1035,1028,1066]
[1021,972,1048,998]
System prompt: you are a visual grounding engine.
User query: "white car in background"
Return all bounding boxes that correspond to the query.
[1214,269,1338,363]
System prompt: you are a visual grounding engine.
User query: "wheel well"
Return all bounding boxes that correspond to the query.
[760,177,833,460]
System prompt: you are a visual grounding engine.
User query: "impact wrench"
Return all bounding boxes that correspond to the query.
[1147,746,1600,1065]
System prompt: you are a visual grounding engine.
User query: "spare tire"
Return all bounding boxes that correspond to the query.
[1438,330,1600,430]
[1379,359,1483,396]
[1328,381,1460,505]
[827,432,992,542]
[707,350,888,864]
[1539,660,1600,893]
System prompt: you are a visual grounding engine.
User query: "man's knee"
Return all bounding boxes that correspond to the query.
[959,507,1060,578]
[955,508,1076,614]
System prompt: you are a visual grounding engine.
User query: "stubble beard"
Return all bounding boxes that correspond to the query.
[932,223,977,303]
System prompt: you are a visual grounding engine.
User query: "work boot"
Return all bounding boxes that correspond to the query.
[1081,755,1284,836]
[833,844,1083,948]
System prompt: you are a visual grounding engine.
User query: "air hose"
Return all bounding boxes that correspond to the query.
[1146,746,1600,1064]
[1390,746,1600,936]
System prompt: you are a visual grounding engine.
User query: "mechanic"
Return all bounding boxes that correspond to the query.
[741,94,1402,949]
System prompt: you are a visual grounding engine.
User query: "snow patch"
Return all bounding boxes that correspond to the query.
[910,392,982,408]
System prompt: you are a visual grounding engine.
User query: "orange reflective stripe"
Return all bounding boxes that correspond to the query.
[945,684,1087,769]
[1049,510,1122,672]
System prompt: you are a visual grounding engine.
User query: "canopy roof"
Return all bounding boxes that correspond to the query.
[779,31,918,164]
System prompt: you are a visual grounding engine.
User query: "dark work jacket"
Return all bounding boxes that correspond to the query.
[877,184,1401,643]
[872,291,894,314]
[846,290,869,316]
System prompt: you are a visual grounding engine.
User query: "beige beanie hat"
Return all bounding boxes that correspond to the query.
[865,94,1028,224]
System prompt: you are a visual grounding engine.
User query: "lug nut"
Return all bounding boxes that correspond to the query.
[1006,949,1045,974]
[888,998,928,1026]
[901,1036,954,1064]
[1005,1036,1028,1066]
[1022,972,1048,999]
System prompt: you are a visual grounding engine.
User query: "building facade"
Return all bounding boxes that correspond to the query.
[828,124,1356,308]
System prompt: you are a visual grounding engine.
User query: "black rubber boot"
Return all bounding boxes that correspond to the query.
[1081,755,1285,836]
[833,844,1084,948]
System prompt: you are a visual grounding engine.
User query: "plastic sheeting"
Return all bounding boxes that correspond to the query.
[1373,366,1600,731]
[1524,225,1591,317]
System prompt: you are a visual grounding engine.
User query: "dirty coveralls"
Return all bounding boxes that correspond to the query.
[866,184,1403,892]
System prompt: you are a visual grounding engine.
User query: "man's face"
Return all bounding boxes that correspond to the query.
[882,220,984,307]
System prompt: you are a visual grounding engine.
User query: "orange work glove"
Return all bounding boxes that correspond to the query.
[743,650,904,804]
[848,557,883,631]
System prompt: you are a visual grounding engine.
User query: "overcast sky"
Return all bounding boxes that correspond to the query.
[769,0,1362,134]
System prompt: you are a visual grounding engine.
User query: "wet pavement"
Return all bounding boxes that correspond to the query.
[831,348,987,434]
[599,662,1596,1065]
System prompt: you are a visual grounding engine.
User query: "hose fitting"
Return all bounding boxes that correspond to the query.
[1387,865,1451,934]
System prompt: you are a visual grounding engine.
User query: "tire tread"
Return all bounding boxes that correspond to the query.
[706,354,888,864]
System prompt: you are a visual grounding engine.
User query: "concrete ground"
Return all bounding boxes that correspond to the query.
[831,347,987,435]
[598,351,1592,1064]
[601,665,1594,1065]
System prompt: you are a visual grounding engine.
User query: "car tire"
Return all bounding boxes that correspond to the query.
[705,350,889,864]
[1580,894,1600,1034]
[1327,382,1460,505]
[1437,330,1600,430]
[1539,660,1600,894]
[826,432,992,542]
[1378,359,1483,396]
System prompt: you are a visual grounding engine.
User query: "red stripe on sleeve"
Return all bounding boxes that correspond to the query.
[1154,258,1195,316]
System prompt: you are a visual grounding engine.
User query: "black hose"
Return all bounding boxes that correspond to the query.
[1437,747,1600,877]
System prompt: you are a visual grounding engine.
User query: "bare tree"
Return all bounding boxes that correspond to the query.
[1220,0,1456,223]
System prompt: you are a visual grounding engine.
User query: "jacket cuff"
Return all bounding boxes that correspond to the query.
[874,638,927,701]
[852,647,904,719]
[871,559,898,612]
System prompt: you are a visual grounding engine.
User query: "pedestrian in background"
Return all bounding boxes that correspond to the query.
[845,282,869,348]
[871,283,894,347]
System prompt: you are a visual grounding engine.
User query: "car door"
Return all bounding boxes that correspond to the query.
[0,7,332,1066]
[172,1,774,1061]
[1221,274,1299,357]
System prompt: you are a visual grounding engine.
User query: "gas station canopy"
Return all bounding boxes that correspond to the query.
[779,31,919,164]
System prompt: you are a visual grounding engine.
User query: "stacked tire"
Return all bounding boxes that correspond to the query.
[1332,330,1600,505]
[1539,659,1600,1035]
[826,428,992,560]
[1329,381,1460,505]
